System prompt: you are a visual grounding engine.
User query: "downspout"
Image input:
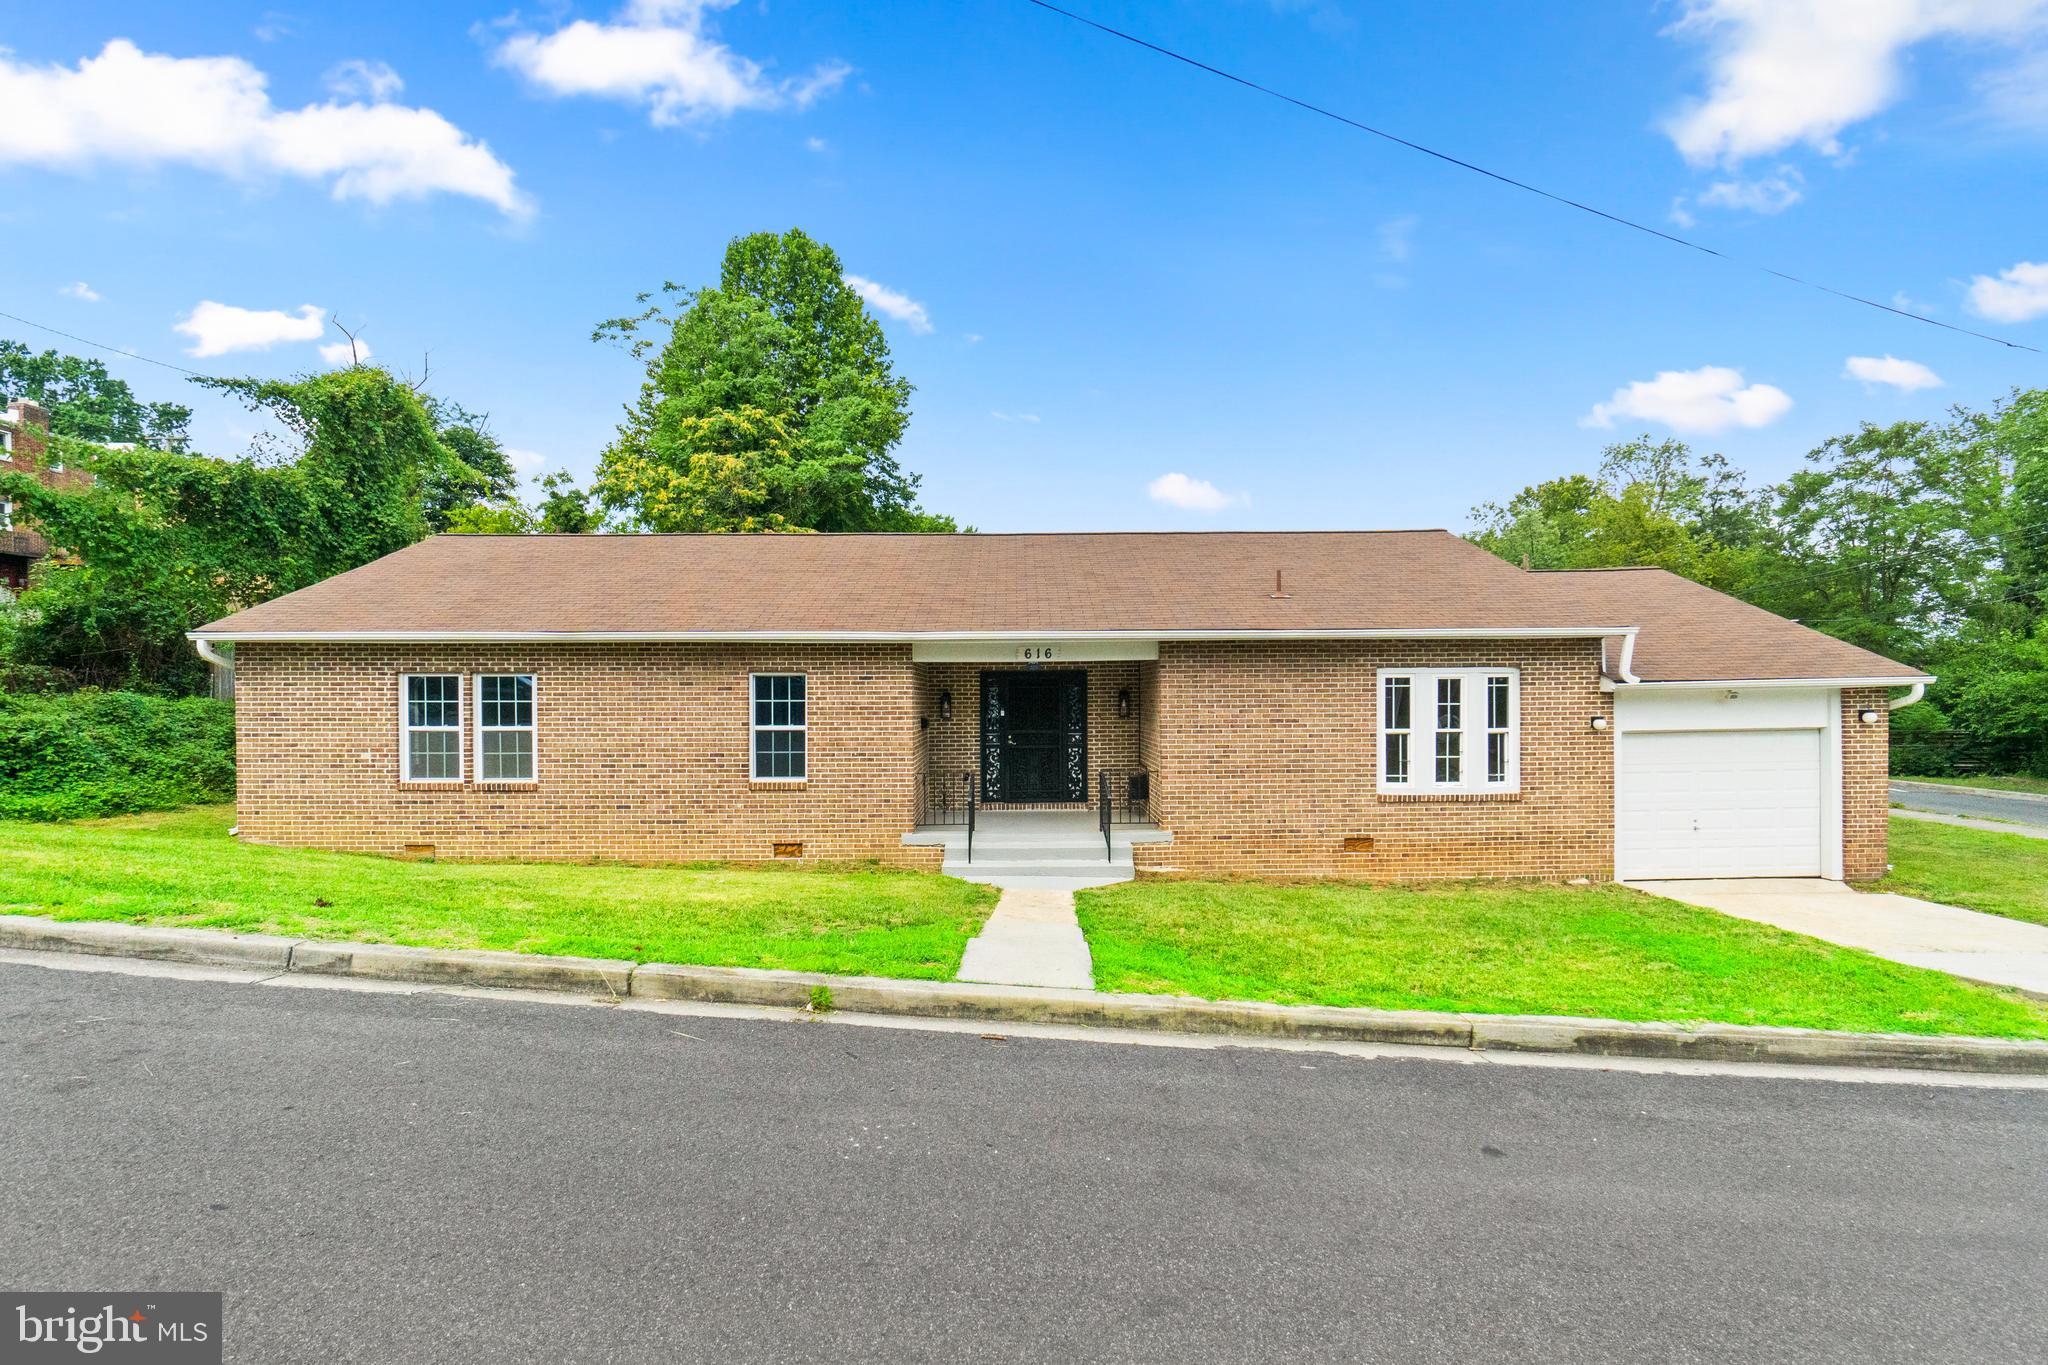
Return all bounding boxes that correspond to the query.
[1613,630,1641,686]
[192,637,231,672]
[1889,682,1926,711]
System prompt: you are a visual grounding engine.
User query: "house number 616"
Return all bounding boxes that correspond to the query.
[1018,645,1059,662]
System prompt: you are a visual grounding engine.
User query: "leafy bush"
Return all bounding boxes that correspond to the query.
[0,690,234,820]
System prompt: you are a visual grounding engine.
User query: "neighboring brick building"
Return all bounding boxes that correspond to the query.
[193,531,1930,881]
[0,398,93,594]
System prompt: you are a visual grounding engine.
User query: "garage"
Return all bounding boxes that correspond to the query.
[1614,689,1838,881]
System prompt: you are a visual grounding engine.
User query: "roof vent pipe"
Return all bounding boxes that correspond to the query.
[1268,569,1291,599]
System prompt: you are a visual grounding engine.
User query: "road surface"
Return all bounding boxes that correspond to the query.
[3,959,2045,1364]
[1891,779,2048,830]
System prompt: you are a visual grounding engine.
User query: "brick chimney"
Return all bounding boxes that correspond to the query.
[3,398,50,468]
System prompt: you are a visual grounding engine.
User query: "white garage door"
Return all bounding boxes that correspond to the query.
[1616,729,1823,879]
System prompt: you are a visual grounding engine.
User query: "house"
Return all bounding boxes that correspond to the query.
[189,531,1930,882]
[0,399,93,595]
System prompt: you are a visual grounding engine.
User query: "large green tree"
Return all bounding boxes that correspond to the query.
[593,229,957,533]
[0,341,192,450]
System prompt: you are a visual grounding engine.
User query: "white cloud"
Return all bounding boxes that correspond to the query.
[175,300,326,357]
[493,0,850,128]
[1377,214,1417,264]
[1966,259,2048,321]
[1147,472,1247,513]
[0,41,528,217]
[504,446,548,473]
[1691,165,1804,215]
[1663,0,2048,166]
[59,281,100,302]
[1844,354,1943,391]
[1581,365,1792,433]
[804,135,828,153]
[990,411,1040,424]
[843,273,932,333]
[318,336,372,366]
[962,332,984,345]
[1892,290,1936,315]
[324,59,404,102]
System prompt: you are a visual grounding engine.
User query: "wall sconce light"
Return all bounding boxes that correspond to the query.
[1858,709,1880,725]
[938,689,953,721]
[1590,716,1609,731]
[1117,687,1133,719]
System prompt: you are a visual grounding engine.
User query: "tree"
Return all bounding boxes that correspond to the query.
[594,228,958,532]
[1,365,453,691]
[0,341,192,450]
[536,470,599,532]
[420,396,520,532]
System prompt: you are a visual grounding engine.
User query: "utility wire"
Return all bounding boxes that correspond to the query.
[0,307,219,379]
[1023,0,2039,355]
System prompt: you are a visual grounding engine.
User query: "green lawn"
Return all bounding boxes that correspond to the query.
[1896,773,2048,796]
[0,807,998,980]
[1075,877,2048,1039]
[1878,815,2048,930]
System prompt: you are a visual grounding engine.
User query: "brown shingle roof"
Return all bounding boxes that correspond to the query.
[194,531,1929,685]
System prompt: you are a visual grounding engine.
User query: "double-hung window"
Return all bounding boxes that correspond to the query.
[751,673,807,780]
[1377,668,1519,794]
[401,674,463,783]
[476,674,536,782]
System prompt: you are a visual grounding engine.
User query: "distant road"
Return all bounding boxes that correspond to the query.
[1891,780,2048,831]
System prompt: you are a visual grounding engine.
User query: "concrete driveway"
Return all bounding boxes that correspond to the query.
[1630,878,2048,999]
[1891,780,2048,836]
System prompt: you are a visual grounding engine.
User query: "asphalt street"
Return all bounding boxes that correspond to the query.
[1891,780,2048,829]
[3,960,2045,1364]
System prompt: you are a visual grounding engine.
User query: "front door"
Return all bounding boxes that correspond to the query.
[980,670,1087,802]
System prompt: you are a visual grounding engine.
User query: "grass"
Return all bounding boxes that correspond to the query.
[1896,773,2048,796]
[0,807,998,980]
[1075,877,2048,1039]
[1878,815,2048,930]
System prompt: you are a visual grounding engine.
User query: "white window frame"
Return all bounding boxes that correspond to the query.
[750,672,808,782]
[474,673,538,784]
[399,673,465,785]
[1377,667,1520,794]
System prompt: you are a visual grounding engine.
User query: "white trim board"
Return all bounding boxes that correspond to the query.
[190,626,1640,645]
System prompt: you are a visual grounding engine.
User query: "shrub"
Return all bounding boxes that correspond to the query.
[0,690,234,820]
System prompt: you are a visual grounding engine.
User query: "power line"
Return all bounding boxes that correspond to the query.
[1022,0,2040,355]
[0,308,219,380]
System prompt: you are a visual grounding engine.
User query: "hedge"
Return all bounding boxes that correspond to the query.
[0,690,234,820]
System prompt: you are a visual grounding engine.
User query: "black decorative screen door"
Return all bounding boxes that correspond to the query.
[980,670,1088,802]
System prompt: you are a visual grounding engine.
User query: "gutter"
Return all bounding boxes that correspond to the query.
[193,638,232,671]
[186,625,1643,645]
[1890,682,1927,711]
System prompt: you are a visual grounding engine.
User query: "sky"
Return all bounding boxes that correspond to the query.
[2,0,2045,533]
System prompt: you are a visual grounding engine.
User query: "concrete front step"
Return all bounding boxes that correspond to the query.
[945,858,1133,878]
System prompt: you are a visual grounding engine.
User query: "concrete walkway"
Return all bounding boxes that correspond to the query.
[1632,878,2048,998]
[956,887,1094,990]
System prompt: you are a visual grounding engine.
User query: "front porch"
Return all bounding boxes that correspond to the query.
[904,808,1173,890]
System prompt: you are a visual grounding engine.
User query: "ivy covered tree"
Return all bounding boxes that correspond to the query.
[593,228,958,533]
[1,365,456,691]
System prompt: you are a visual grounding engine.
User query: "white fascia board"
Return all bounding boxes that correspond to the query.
[1607,674,1935,690]
[188,625,1641,645]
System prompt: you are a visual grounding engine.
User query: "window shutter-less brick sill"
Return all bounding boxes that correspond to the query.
[1375,791,1524,805]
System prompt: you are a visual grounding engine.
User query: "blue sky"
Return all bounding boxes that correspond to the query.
[2,0,2045,532]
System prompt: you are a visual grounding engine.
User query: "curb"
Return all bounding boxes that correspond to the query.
[1892,779,2048,807]
[5,915,2047,1076]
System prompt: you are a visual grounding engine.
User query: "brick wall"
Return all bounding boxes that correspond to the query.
[1134,638,1615,880]
[234,641,942,869]
[1841,686,1891,881]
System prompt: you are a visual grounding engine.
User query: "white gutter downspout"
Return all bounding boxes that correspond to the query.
[1889,682,1926,710]
[1614,630,1641,685]
[193,637,231,671]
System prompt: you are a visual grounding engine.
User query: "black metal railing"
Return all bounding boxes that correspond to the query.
[1098,770,1112,860]
[915,769,977,827]
[1097,769,1154,826]
[967,777,976,864]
